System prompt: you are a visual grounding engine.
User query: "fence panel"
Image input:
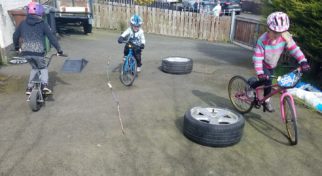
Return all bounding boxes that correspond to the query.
[92,3,231,42]
[233,16,265,48]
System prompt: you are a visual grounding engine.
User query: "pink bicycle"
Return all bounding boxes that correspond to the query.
[228,67,303,145]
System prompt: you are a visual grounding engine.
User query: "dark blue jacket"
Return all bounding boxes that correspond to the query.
[13,14,61,56]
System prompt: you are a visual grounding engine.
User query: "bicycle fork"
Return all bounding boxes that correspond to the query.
[280,92,297,123]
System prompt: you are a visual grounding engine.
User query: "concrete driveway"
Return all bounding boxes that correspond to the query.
[0,30,322,176]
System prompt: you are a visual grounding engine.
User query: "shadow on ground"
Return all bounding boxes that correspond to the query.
[244,112,291,146]
[192,89,233,108]
[196,42,253,69]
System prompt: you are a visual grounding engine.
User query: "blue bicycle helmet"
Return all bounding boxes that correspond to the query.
[130,15,143,27]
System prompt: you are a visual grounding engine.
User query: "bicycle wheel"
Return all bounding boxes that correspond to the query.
[283,96,298,145]
[29,89,42,111]
[228,76,254,114]
[120,56,137,86]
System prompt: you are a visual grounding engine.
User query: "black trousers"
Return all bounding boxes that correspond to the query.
[251,66,274,97]
[123,43,142,67]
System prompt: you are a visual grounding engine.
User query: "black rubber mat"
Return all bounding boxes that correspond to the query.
[61,58,88,73]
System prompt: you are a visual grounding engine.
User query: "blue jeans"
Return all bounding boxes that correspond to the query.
[25,56,48,88]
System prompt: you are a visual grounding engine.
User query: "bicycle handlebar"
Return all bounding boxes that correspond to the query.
[46,53,68,67]
[46,53,68,59]
[269,67,302,80]
[119,40,141,48]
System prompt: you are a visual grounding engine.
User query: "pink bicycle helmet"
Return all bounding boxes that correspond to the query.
[267,12,290,33]
[27,2,45,16]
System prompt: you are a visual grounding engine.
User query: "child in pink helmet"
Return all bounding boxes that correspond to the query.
[13,2,63,95]
[251,12,310,112]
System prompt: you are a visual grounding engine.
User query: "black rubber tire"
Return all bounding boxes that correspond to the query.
[29,89,42,112]
[161,57,193,74]
[83,22,92,34]
[120,56,137,86]
[284,96,298,145]
[228,75,254,114]
[183,107,245,147]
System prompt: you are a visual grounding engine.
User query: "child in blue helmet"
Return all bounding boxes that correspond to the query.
[118,14,146,72]
[13,2,63,95]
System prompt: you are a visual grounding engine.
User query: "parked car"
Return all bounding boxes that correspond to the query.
[54,0,93,34]
[200,0,216,14]
[182,0,198,12]
[220,0,242,15]
[182,0,216,13]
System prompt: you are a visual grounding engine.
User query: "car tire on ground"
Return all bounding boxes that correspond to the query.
[183,107,245,147]
[161,57,193,74]
[83,22,92,34]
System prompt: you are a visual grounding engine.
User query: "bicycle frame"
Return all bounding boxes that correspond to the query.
[26,53,67,107]
[229,67,302,145]
[254,82,297,123]
[124,45,136,72]
[120,41,138,86]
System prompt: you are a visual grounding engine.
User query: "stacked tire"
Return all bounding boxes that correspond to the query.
[183,107,245,147]
[161,57,193,74]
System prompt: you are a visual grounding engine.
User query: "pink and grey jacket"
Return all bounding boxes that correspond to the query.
[252,32,307,75]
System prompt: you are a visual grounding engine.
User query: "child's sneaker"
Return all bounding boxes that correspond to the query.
[263,101,275,112]
[42,84,52,94]
[137,67,141,72]
[25,87,32,95]
[245,86,255,98]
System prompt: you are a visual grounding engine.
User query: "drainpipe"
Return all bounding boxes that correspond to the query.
[229,9,236,42]
[0,4,7,64]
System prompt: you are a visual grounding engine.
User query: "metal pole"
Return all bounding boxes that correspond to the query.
[229,9,236,42]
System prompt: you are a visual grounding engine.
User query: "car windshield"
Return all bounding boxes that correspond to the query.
[221,0,240,3]
[202,0,216,5]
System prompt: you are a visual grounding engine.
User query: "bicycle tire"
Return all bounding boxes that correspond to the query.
[120,56,137,86]
[228,76,254,114]
[283,96,298,145]
[29,89,42,111]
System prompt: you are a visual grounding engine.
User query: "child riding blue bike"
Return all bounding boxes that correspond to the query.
[13,2,63,95]
[117,14,146,72]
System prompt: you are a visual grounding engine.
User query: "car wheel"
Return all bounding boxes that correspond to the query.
[83,22,92,34]
[183,107,245,147]
[161,57,193,74]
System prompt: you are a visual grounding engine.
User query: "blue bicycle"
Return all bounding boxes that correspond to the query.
[120,41,138,86]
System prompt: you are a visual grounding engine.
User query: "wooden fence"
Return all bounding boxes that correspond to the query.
[233,16,265,48]
[92,3,231,42]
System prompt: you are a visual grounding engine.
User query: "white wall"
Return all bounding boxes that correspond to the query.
[0,0,31,48]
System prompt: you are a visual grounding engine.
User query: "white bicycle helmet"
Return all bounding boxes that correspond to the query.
[130,15,143,27]
[267,12,290,33]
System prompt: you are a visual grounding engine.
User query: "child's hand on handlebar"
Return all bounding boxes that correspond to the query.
[57,50,63,55]
[300,61,310,73]
[258,74,269,81]
[118,36,125,44]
